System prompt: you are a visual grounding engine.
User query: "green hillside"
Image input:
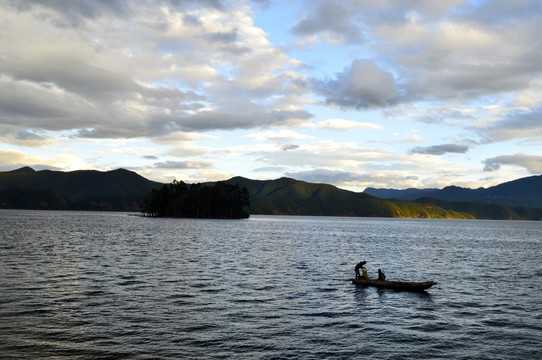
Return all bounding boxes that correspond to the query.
[0,167,163,211]
[227,177,473,219]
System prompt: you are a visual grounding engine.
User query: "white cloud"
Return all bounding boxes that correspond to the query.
[306,118,382,131]
[0,148,92,172]
[245,130,313,142]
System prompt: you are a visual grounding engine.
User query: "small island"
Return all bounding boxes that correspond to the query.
[141,180,250,219]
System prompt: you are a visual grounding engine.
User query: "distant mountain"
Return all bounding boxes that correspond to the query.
[0,167,163,211]
[364,187,438,201]
[1,167,541,220]
[364,175,542,209]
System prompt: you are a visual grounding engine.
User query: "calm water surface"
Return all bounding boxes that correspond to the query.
[1,210,541,359]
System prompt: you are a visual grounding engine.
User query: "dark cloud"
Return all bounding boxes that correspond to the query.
[401,60,542,103]
[281,144,299,151]
[314,59,396,109]
[409,144,469,155]
[0,72,310,138]
[167,0,224,11]
[7,0,131,27]
[0,76,102,130]
[170,108,312,133]
[291,0,362,43]
[1,55,139,101]
[15,131,48,142]
[0,73,208,138]
[483,153,542,173]
[458,0,542,25]
[8,0,228,29]
[208,29,238,43]
[153,160,213,169]
[219,46,252,55]
[289,0,473,45]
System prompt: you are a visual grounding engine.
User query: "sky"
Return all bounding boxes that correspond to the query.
[1,0,542,191]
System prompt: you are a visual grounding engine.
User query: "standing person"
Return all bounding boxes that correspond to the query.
[378,269,386,281]
[355,261,368,279]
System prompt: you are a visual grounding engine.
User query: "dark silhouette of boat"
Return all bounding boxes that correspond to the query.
[351,278,437,292]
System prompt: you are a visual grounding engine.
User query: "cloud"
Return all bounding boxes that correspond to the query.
[483,153,542,173]
[283,168,437,191]
[460,0,542,26]
[208,28,239,43]
[306,118,382,131]
[376,10,542,102]
[478,106,542,143]
[245,130,313,143]
[0,2,308,140]
[281,144,299,151]
[8,0,227,28]
[314,59,396,109]
[251,139,395,171]
[291,0,362,44]
[153,160,213,169]
[409,144,469,155]
[7,0,132,27]
[285,168,364,184]
[0,148,90,171]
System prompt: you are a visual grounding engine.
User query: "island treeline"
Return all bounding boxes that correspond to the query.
[141,180,250,219]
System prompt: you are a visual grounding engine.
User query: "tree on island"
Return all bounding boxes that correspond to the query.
[141,180,250,219]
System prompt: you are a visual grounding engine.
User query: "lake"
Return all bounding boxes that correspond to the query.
[1,210,541,359]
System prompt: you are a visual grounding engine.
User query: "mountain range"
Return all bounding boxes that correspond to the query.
[1,167,541,220]
[364,175,542,208]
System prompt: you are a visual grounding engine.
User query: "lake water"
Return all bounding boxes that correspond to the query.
[1,210,541,359]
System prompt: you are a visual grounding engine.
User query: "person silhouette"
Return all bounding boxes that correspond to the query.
[355,261,368,279]
[378,269,386,281]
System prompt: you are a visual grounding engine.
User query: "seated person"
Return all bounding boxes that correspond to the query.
[378,269,386,281]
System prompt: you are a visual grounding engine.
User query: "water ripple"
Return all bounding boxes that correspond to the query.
[1,211,542,359]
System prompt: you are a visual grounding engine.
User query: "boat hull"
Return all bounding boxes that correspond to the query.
[351,278,437,292]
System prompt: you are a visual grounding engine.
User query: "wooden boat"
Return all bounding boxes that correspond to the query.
[351,278,437,292]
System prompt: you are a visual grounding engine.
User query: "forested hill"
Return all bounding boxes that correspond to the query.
[225,176,473,219]
[0,167,163,211]
[225,176,542,220]
[1,167,542,220]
